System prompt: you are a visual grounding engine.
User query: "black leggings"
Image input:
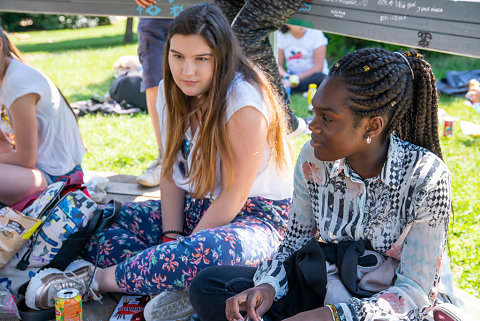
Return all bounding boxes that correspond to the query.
[189,265,278,321]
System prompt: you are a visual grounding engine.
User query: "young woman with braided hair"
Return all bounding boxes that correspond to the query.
[189,48,458,321]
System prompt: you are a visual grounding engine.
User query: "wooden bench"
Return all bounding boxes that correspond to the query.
[1,0,479,58]
[84,170,160,204]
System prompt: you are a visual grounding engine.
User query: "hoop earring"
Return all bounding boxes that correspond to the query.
[366,136,371,144]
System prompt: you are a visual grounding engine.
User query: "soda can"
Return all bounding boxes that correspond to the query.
[289,74,300,87]
[55,288,83,321]
[443,117,455,137]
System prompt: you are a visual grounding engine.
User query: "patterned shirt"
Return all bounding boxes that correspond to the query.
[253,134,452,320]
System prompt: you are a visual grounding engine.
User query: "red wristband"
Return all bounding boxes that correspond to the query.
[160,236,177,244]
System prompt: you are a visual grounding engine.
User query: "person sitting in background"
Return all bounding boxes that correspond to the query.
[23,4,294,321]
[278,25,329,94]
[0,27,85,206]
[189,48,458,321]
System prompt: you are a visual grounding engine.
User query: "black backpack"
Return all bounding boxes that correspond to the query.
[109,72,147,111]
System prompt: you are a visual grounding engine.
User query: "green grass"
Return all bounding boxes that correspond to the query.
[9,20,480,297]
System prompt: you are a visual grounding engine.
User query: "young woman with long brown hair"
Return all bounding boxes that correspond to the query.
[24,4,294,320]
[0,27,85,206]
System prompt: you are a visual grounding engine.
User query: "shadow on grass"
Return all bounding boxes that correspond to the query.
[66,77,115,102]
[17,34,137,53]
[458,136,480,147]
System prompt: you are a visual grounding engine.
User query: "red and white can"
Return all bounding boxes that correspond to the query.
[443,117,455,137]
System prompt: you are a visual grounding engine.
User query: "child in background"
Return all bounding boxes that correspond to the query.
[278,25,329,94]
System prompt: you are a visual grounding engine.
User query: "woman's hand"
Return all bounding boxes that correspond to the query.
[134,0,156,8]
[282,307,334,321]
[225,284,275,321]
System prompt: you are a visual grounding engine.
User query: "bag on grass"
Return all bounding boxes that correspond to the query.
[0,173,100,295]
[110,72,147,111]
[0,208,40,270]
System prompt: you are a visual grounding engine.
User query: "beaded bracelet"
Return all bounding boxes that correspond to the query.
[326,304,340,321]
[160,230,186,238]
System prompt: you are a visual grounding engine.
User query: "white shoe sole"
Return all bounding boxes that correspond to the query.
[143,291,194,321]
[25,268,62,310]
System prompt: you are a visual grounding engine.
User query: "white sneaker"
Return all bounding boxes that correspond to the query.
[25,259,101,310]
[143,289,194,321]
[433,303,467,321]
[136,155,162,187]
[288,117,310,139]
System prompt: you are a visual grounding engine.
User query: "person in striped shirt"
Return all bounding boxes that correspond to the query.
[189,48,457,321]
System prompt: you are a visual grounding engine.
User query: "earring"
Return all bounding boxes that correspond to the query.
[366,136,371,144]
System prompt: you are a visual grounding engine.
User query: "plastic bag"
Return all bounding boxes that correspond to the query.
[0,284,20,319]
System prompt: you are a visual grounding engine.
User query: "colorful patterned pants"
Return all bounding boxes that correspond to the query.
[83,195,290,295]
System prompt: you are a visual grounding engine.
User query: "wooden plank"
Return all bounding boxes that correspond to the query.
[456,288,480,320]
[84,171,160,204]
[1,0,479,57]
[83,293,120,321]
[107,182,160,198]
[0,0,203,18]
[288,0,480,58]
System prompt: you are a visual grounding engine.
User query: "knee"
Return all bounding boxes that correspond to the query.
[189,266,220,305]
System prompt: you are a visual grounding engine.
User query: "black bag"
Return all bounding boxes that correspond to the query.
[268,238,375,319]
[109,72,147,111]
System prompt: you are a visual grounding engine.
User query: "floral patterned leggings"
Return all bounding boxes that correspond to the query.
[83,195,290,295]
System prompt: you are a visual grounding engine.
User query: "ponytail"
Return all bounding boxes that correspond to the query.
[329,48,443,159]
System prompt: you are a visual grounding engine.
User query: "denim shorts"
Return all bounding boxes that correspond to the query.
[39,164,83,185]
[137,18,173,91]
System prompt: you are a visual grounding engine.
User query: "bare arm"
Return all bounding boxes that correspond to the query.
[160,173,186,238]
[277,48,289,78]
[298,45,326,81]
[192,106,267,233]
[0,93,39,168]
[0,129,11,154]
[135,0,157,8]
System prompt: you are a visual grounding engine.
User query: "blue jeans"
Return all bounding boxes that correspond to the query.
[39,164,83,185]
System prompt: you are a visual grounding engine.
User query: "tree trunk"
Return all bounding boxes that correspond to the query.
[123,17,134,44]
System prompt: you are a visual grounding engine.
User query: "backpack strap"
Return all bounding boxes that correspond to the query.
[46,200,121,271]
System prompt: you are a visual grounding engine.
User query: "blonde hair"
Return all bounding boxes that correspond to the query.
[162,4,291,199]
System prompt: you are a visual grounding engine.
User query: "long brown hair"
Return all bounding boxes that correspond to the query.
[329,48,443,159]
[162,3,291,199]
[0,27,24,62]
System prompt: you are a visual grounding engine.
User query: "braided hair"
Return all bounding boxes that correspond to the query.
[329,48,443,159]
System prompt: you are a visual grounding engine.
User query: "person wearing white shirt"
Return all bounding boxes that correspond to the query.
[278,25,329,94]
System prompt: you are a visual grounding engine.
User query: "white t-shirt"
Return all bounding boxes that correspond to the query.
[157,75,294,200]
[277,28,329,75]
[0,58,85,175]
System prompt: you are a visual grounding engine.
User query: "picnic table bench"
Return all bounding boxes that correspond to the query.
[1,0,480,58]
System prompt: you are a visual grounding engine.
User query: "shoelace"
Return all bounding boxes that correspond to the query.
[143,156,162,173]
[59,266,102,304]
